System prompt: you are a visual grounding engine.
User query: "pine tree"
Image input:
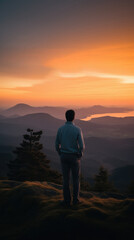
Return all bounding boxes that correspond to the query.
[8,129,61,182]
[94,166,115,192]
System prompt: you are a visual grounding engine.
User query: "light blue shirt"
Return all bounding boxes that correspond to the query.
[55,121,85,155]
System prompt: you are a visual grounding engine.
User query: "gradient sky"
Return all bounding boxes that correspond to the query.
[0,0,134,107]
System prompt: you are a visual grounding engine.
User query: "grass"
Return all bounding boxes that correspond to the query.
[0,180,134,240]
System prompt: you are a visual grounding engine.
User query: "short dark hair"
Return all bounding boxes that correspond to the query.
[65,109,75,121]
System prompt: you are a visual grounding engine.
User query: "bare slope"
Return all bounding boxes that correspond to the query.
[0,180,133,240]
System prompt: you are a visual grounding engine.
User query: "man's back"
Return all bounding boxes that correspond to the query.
[55,121,85,155]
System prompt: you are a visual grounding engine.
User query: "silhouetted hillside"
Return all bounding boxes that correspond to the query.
[0,113,64,136]
[1,136,134,190]
[1,134,134,172]
[76,117,134,138]
[0,114,6,119]
[5,112,63,127]
[1,113,134,138]
[0,180,133,240]
[91,116,134,125]
[110,165,134,191]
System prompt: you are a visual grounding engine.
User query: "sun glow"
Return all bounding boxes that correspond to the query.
[0,44,134,107]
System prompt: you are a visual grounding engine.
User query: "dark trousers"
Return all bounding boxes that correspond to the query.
[60,153,80,204]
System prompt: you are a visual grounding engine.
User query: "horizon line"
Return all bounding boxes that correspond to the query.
[0,102,134,110]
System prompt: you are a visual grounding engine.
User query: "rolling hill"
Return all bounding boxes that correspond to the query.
[90,116,134,125]
[0,134,134,190]
[0,113,64,136]
[1,112,134,138]
[110,165,134,191]
[0,180,133,240]
[0,114,6,119]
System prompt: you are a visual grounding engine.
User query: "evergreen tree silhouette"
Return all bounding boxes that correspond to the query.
[94,166,115,192]
[8,129,61,182]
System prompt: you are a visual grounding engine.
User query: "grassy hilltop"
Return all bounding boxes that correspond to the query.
[0,180,134,240]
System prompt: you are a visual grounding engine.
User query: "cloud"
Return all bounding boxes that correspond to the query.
[58,71,134,84]
[0,76,45,89]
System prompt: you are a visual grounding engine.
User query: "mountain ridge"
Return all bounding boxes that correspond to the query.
[0,103,67,119]
[90,116,134,125]
[0,103,132,119]
[0,112,134,138]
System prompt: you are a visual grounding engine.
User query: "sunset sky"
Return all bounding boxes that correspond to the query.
[0,0,134,108]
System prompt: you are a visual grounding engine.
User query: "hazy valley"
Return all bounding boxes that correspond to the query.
[0,104,134,191]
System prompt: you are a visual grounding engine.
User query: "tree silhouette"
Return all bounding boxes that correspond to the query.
[8,129,61,182]
[94,166,115,192]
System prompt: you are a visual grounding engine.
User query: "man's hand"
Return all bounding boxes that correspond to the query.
[77,152,83,158]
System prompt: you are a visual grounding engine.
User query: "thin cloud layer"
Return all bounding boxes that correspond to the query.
[59,71,134,84]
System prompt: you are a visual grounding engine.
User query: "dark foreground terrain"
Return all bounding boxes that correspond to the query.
[0,180,134,240]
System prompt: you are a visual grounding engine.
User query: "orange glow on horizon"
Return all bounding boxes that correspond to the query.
[0,43,134,107]
[82,111,134,121]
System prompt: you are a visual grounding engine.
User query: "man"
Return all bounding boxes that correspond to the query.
[55,109,85,206]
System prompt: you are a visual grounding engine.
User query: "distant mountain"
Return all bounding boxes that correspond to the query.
[1,113,134,138]
[0,103,132,119]
[90,116,134,125]
[0,108,4,114]
[0,113,64,136]
[75,105,132,118]
[82,137,134,177]
[1,103,67,119]
[0,114,6,119]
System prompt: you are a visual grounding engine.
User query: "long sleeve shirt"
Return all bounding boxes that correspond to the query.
[55,121,85,155]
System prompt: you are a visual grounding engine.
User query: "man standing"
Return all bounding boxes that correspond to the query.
[55,109,85,206]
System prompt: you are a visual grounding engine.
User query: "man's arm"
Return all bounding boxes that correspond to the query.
[77,128,85,155]
[55,128,61,155]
